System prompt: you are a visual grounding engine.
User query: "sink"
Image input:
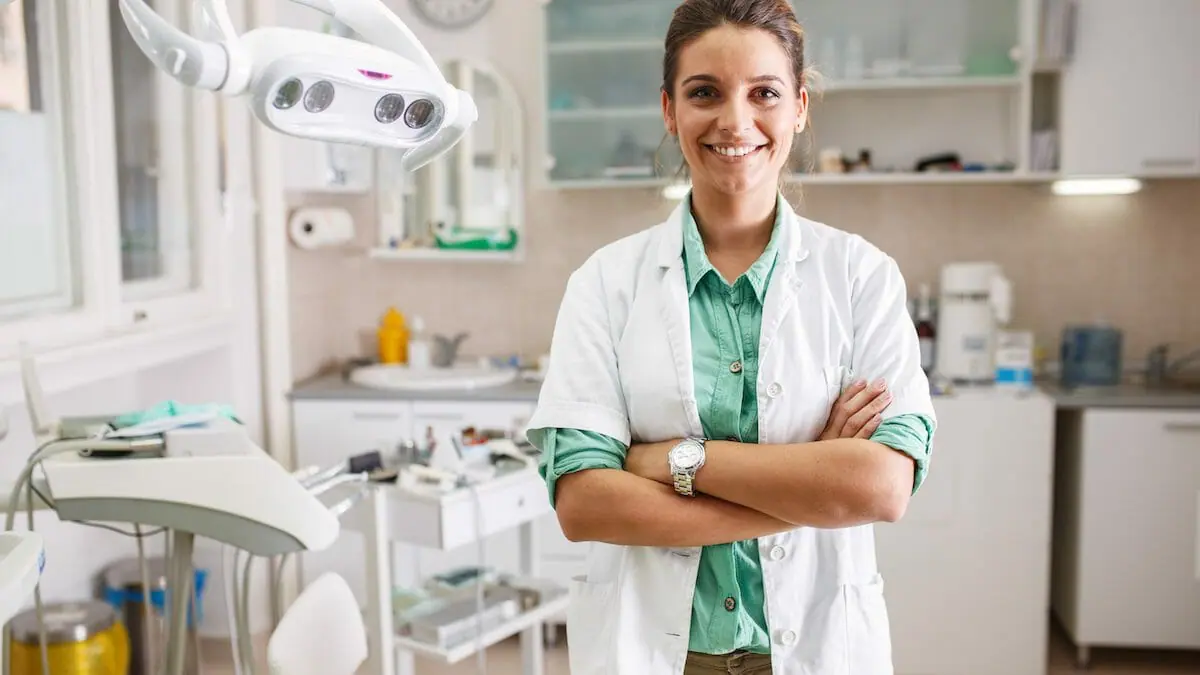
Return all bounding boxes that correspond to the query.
[349,363,519,392]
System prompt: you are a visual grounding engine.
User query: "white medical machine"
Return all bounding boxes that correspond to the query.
[935,261,1014,383]
[0,533,43,628]
[2,352,354,675]
[118,0,477,169]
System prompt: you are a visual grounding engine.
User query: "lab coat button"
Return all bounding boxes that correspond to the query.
[767,382,783,398]
[730,360,743,374]
[724,596,736,612]
[769,546,786,561]
[780,630,798,646]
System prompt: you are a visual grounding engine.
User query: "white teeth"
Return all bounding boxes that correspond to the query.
[711,145,759,157]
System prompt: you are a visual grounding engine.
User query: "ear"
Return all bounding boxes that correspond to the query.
[661,89,676,137]
[794,87,809,134]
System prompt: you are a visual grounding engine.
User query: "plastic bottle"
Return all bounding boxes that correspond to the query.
[408,316,432,370]
[915,283,937,374]
[377,307,408,364]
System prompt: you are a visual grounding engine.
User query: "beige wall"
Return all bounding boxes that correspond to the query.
[287,178,1200,383]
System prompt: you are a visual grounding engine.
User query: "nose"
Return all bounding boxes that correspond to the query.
[716,97,754,135]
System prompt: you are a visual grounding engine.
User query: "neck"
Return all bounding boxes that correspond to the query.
[689,181,778,253]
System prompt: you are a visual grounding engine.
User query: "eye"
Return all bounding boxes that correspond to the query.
[687,86,717,99]
[754,87,781,100]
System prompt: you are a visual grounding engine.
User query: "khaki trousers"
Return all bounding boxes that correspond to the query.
[683,651,772,674]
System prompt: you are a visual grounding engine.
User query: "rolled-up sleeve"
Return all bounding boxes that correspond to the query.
[530,428,627,508]
[870,413,935,494]
[849,245,938,491]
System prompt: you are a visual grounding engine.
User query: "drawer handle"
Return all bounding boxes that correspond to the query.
[352,412,401,421]
[1142,157,1198,169]
[1164,422,1200,433]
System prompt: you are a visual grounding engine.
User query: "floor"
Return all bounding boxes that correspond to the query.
[200,621,1200,674]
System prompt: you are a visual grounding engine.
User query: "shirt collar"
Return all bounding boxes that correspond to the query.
[680,191,784,301]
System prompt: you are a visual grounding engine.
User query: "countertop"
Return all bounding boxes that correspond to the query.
[290,372,1200,410]
[288,372,544,403]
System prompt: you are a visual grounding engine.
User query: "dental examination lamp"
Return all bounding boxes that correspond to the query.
[118,0,478,170]
[4,353,341,675]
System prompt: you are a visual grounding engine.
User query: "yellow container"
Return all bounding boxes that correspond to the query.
[9,600,130,675]
[377,307,408,364]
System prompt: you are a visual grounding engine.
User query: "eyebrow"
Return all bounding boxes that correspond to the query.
[681,74,785,87]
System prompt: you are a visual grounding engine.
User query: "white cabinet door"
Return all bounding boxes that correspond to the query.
[876,392,1056,675]
[1054,409,1200,650]
[1059,0,1200,176]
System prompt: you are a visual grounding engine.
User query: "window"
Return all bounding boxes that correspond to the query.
[0,0,81,324]
[0,0,230,359]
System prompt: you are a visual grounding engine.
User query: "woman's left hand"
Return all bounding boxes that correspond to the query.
[623,440,680,485]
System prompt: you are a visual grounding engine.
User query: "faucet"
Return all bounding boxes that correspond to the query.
[1144,343,1200,386]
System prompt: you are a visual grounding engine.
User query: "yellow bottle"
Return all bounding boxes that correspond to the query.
[377,307,408,364]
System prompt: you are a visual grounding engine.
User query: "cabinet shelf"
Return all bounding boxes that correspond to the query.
[546,39,661,54]
[393,592,570,665]
[820,74,1024,93]
[367,247,521,263]
[550,171,1063,191]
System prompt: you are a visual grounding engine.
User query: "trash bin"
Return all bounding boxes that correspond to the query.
[102,557,208,675]
[9,600,130,675]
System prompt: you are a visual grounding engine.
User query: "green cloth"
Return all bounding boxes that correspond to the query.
[110,400,241,429]
[531,192,934,655]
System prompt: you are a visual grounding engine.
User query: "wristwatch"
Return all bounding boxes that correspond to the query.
[668,437,707,496]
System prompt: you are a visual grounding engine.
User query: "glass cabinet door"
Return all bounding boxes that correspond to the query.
[544,0,682,184]
[794,0,1022,85]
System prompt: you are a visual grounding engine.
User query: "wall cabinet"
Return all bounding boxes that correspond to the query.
[1051,408,1200,665]
[1056,0,1200,177]
[540,0,1039,187]
[290,397,582,610]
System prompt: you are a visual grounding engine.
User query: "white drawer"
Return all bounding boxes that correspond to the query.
[292,400,413,468]
[372,470,551,551]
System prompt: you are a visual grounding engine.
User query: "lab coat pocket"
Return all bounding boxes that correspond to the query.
[843,574,894,675]
[566,575,617,675]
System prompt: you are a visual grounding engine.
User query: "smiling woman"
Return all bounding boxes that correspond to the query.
[526,1,937,673]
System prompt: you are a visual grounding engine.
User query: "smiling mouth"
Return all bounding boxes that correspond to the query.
[705,143,766,161]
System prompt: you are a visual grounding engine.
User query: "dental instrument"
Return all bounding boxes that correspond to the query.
[4,353,343,675]
[116,0,477,171]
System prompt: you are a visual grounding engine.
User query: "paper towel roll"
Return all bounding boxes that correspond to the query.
[288,207,355,249]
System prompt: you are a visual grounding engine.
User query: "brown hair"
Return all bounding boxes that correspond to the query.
[662,0,807,100]
[656,0,812,183]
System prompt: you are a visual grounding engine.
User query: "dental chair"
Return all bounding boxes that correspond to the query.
[267,572,367,675]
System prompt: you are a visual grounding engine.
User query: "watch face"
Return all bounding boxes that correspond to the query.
[672,442,703,469]
[410,0,493,29]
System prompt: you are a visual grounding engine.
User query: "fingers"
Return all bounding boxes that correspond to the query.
[844,383,893,435]
[854,413,883,439]
[825,379,868,432]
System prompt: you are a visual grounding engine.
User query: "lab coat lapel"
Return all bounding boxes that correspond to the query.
[760,201,810,360]
[655,204,703,438]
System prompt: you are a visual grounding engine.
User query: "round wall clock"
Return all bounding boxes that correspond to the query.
[409,0,494,30]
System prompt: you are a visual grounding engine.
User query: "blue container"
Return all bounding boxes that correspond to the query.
[1060,326,1123,387]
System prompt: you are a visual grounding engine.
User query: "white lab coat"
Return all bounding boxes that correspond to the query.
[526,197,935,675]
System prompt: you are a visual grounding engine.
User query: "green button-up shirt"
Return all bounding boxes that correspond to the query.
[531,193,934,655]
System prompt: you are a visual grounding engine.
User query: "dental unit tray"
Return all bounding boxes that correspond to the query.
[0,533,44,626]
[118,0,477,170]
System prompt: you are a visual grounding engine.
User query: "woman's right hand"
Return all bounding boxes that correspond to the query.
[819,379,892,441]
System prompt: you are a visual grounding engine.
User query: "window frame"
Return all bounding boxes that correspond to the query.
[0,0,233,362]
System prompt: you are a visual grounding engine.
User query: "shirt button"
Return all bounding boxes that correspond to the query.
[730,360,743,374]
[780,629,798,646]
[767,382,783,398]
[725,596,737,612]
[769,546,786,561]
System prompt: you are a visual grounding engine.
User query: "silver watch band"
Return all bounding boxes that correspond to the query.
[673,471,696,497]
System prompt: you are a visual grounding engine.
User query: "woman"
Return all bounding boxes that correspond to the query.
[524,0,936,673]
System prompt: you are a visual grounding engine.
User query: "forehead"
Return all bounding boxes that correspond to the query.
[677,24,792,83]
